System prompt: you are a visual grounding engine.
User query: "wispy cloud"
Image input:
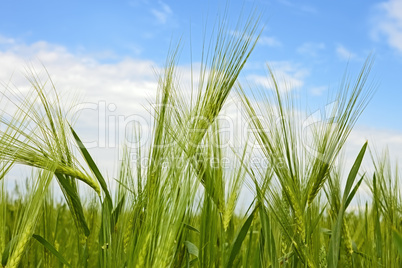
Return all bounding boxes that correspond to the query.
[128,0,149,7]
[336,44,357,60]
[0,35,15,45]
[151,1,172,24]
[297,42,325,57]
[309,86,327,96]
[300,5,318,14]
[346,126,402,173]
[258,36,281,47]
[230,31,281,47]
[277,0,318,14]
[247,61,308,92]
[371,0,402,53]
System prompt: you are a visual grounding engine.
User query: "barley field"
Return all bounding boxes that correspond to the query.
[0,14,401,268]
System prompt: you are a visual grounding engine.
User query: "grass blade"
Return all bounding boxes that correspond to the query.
[393,228,402,257]
[226,205,258,268]
[183,223,200,234]
[55,173,90,236]
[345,175,364,209]
[70,125,112,208]
[32,234,71,267]
[342,141,368,204]
[328,142,367,268]
[1,236,17,267]
[184,241,199,257]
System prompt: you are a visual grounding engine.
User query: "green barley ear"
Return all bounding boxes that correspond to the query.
[135,233,151,268]
[367,147,401,264]
[144,8,262,231]
[5,169,54,268]
[0,67,100,193]
[339,219,353,267]
[223,134,251,231]
[306,56,375,207]
[0,68,100,242]
[183,12,262,159]
[184,12,261,214]
[239,55,374,266]
[223,192,238,231]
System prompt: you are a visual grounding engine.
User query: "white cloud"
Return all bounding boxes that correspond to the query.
[309,86,327,96]
[297,42,325,57]
[0,38,161,176]
[372,0,402,53]
[128,0,149,7]
[342,126,402,180]
[336,44,358,60]
[229,31,280,47]
[0,35,15,45]
[277,0,318,14]
[0,41,158,103]
[247,61,308,92]
[151,1,172,24]
[300,5,318,14]
[258,36,281,47]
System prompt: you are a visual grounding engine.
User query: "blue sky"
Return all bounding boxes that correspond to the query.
[0,0,401,170]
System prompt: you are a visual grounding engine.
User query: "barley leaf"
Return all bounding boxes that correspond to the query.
[184,241,199,257]
[70,125,112,208]
[226,205,257,268]
[111,195,125,230]
[1,236,17,267]
[32,234,71,267]
[392,228,402,257]
[345,175,365,209]
[327,207,345,268]
[183,223,200,234]
[342,141,367,205]
[328,142,367,268]
[259,204,278,268]
[55,172,90,236]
